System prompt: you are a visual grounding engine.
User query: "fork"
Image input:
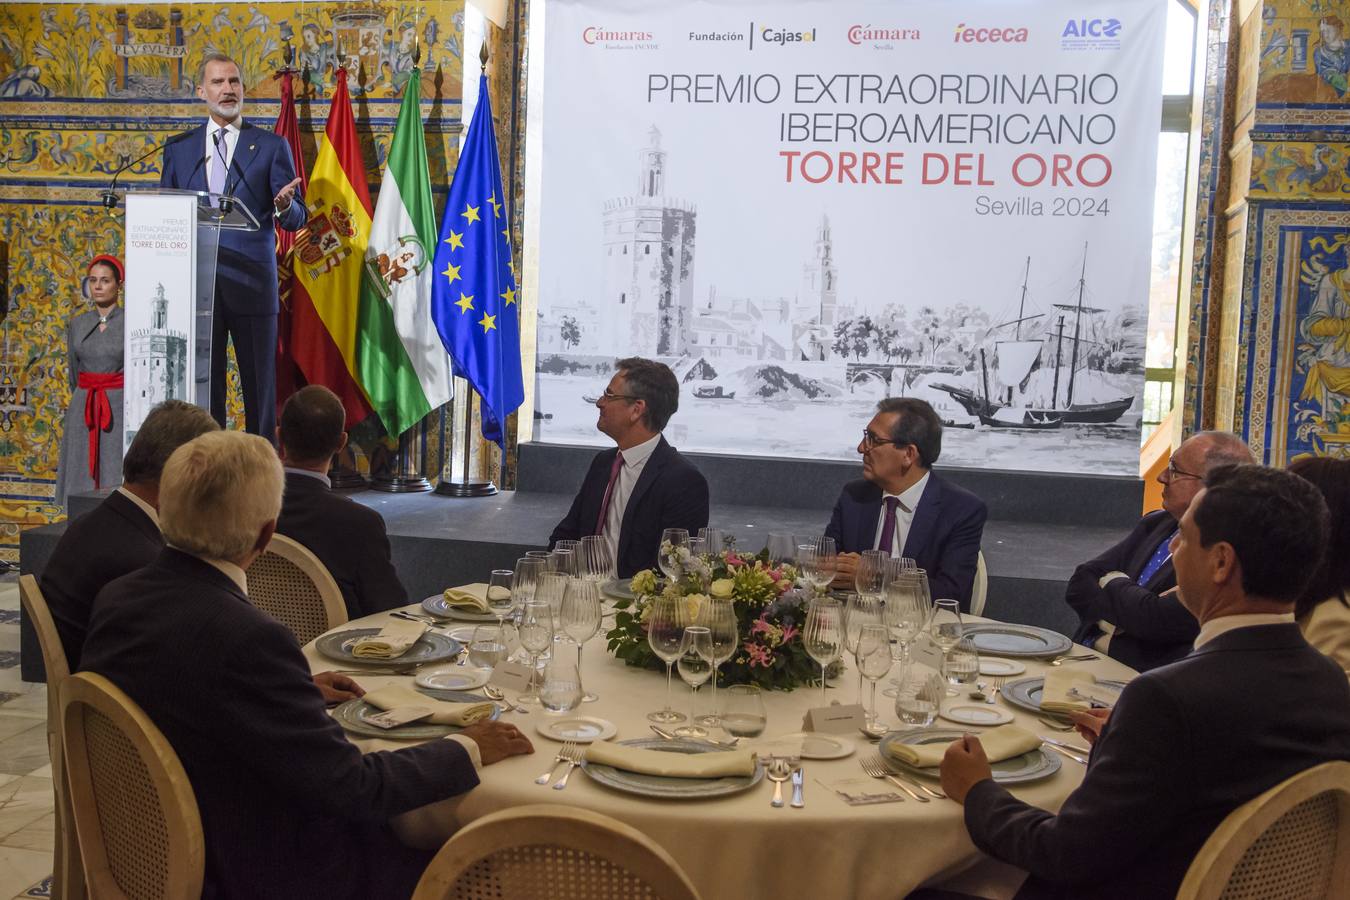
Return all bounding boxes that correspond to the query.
[766,758,792,807]
[986,675,1007,704]
[859,756,924,802]
[1049,653,1099,667]
[879,762,947,800]
[535,740,577,785]
[552,742,584,790]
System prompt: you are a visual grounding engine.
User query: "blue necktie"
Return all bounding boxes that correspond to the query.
[1137,530,1177,586]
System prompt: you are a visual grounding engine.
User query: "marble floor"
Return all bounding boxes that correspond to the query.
[0,577,54,899]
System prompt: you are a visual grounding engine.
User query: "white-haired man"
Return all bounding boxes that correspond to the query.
[81,431,533,898]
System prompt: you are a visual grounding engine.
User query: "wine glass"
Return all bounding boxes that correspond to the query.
[844,592,883,706]
[659,528,691,582]
[510,557,546,614]
[674,626,714,737]
[765,532,797,567]
[697,598,738,726]
[525,550,551,560]
[517,600,554,705]
[804,596,844,705]
[854,549,889,602]
[535,571,570,634]
[468,624,510,669]
[882,576,929,698]
[697,527,725,559]
[486,569,515,628]
[930,598,964,695]
[539,656,583,713]
[798,537,837,595]
[856,622,893,733]
[646,595,686,723]
[577,535,615,586]
[547,547,577,577]
[721,684,767,738]
[561,579,603,702]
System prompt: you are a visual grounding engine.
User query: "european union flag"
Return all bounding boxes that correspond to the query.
[430,74,523,447]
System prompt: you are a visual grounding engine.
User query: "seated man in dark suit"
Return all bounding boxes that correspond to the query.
[941,465,1350,900]
[277,384,407,619]
[550,357,710,578]
[825,398,987,609]
[40,400,218,670]
[1064,431,1253,671]
[81,431,534,899]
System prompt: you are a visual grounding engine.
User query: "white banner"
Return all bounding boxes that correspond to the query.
[123,192,197,451]
[535,0,1166,475]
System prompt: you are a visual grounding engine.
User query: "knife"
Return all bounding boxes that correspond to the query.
[1040,736,1092,755]
[790,766,805,808]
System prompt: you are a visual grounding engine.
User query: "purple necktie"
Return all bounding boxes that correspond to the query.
[594,451,625,535]
[209,129,228,201]
[876,496,900,555]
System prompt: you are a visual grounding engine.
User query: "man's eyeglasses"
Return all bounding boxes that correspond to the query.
[1161,460,1203,482]
[597,389,640,404]
[861,429,898,450]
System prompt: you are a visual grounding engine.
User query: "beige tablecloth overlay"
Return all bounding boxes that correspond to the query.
[305,603,1138,900]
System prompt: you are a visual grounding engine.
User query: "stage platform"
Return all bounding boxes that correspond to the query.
[19,441,1142,682]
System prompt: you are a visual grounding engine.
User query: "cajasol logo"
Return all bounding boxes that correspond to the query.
[759,26,817,45]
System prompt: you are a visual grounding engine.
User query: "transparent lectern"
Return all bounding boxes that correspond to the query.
[115,188,259,451]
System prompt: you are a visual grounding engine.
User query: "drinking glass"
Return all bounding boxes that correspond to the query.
[674,626,714,737]
[577,535,615,585]
[646,595,687,723]
[510,557,546,614]
[535,571,570,634]
[894,665,944,727]
[517,600,554,705]
[946,636,981,691]
[468,624,510,669]
[804,596,844,704]
[697,527,725,558]
[697,598,738,726]
[486,569,515,627]
[525,550,551,560]
[539,656,583,713]
[843,592,882,706]
[883,575,928,697]
[930,598,964,695]
[854,549,889,602]
[720,684,767,738]
[765,532,797,567]
[659,528,691,582]
[547,547,577,577]
[856,623,893,731]
[561,579,603,702]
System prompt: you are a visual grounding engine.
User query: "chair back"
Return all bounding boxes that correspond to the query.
[1177,761,1350,900]
[244,533,347,644]
[412,804,702,900]
[969,550,988,617]
[60,671,204,900]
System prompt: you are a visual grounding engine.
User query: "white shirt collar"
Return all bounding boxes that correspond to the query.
[116,486,160,528]
[883,471,930,514]
[1194,612,1296,649]
[198,557,249,595]
[206,118,239,136]
[618,432,661,469]
[284,466,332,489]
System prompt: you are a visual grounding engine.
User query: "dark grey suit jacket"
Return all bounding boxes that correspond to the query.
[964,624,1350,900]
[81,548,478,899]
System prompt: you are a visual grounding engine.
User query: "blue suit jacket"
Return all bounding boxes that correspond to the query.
[160,121,307,316]
[824,472,987,609]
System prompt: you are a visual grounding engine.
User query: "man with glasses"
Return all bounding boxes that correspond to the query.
[549,357,709,577]
[1064,431,1254,671]
[824,398,987,609]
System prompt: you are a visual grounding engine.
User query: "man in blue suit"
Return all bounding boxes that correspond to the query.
[160,53,306,440]
[825,398,987,609]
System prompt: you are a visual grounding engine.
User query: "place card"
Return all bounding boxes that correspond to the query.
[820,777,906,806]
[489,660,534,693]
[909,638,945,671]
[803,703,866,734]
[365,707,434,729]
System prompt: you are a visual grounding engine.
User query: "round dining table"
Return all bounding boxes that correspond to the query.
[303,598,1138,900]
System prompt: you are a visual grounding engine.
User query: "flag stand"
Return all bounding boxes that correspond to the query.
[435,386,498,496]
[372,425,432,493]
[328,460,369,490]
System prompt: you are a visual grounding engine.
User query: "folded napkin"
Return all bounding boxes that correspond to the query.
[442,583,491,613]
[350,619,426,659]
[584,741,758,779]
[363,684,496,726]
[1040,669,1098,715]
[884,724,1042,769]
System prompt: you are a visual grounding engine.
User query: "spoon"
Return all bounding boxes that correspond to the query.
[483,685,529,714]
[649,725,740,749]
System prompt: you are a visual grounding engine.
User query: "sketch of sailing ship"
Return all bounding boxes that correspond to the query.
[932,246,1134,425]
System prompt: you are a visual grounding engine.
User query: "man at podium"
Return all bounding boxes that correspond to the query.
[160,52,306,440]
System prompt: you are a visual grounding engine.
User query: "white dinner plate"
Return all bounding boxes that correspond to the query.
[979,659,1027,676]
[536,716,618,743]
[764,732,855,760]
[415,667,491,692]
[939,703,1014,726]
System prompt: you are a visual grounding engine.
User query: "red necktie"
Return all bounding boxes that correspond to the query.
[594,451,625,535]
[876,496,900,555]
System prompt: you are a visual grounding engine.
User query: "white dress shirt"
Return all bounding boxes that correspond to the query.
[116,486,160,528]
[205,119,240,191]
[874,471,930,556]
[284,466,332,489]
[1194,612,1296,649]
[602,432,662,562]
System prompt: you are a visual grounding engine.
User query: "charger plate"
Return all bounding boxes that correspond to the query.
[879,727,1061,784]
[581,738,764,799]
[1000,676,1127,718]
[961,623,1074,658]
[421,594,499,622]
[316,628,461,666]
[331,690,499,740]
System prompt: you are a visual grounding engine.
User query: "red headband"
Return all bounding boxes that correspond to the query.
[88,254,124,282]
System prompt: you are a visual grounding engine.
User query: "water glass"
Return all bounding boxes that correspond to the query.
[539,657,583,713]
[720,684,767,738]
[854,549,889,601]
[517,600,554,705]
[856,623,893,730]
[930,598,964,694]
[798,536,838,594]
[525,550,551,560]
[659,528,691,582]
[646,595,687,723]
[468,624,510,669]
[561,579,603,702]
[765,532,797,567]
[674,626,714,737]
[510,557,546,611]
[698,598,738,726]
[895,665,944,727]
[535,571,570,633]
[486,569,515,626]
[547,547,577,577]
[804,596,844,704]
[844,592,882,705]
[577,535,615,585]
[946,636,981,690]
[697,527,725,558]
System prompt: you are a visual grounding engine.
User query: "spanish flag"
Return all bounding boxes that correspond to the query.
[290,70,374,427]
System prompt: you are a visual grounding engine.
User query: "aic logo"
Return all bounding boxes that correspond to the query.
[848,25,920,45]
[582,26,654,44]
[1063,19,1122,39]
[953,23,1029,44]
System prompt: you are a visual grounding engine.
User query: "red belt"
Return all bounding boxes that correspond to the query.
[79,371,123,487]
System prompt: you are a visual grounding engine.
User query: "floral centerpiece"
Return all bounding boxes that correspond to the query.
[605,546,842,691]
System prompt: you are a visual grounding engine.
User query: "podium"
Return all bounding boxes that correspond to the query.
[115,188,259,450]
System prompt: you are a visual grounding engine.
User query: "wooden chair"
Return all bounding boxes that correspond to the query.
[412,805,702,900]
[18,574,84,900]
[244,534,347,644]
[60,671,204,900]
[970,550,989,617]
[1177,761,1350,899]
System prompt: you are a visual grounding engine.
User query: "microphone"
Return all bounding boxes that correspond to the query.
[101,130,194,211]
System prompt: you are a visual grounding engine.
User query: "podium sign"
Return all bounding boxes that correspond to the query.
[123,192,198,451]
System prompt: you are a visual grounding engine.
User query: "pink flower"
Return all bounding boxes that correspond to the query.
[766,569,782,582]
[780,624,799,643]
[745,643,774,668]
[750,617,773,636]
[726,553,744,567]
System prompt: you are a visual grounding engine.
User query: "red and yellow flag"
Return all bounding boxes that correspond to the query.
[290,70,374,427]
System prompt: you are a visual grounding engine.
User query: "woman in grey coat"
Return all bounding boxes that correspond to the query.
[55,255,125,507]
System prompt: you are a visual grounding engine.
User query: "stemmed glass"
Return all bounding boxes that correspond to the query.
[804,596,844,705]
[659,528,691,582]
[517,600,554,705]
[930,598,964,696]
[547,543,577,577]
[856,623,894,733]
[844,592,883,706]
[854,549,889,603]
[646,595,686,723]
[486,569,515,628]
[798,537,838,596]
[765,533,797,567]
[535,571,570,635]
[577,535,615,586]
[525,550,551,560]
[510,557,546,619]
[697,527,725,559]
[561,579,603,702]
[883,576,929,698]
[674,626,715,737]
[697,598,738,726]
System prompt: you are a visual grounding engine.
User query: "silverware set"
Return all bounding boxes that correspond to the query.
[648,724,739,749]
[483,685,529,714]
[1039,739,1089,764]
[859,755,946,802]
[766,757,802,808]
[534,740,583,789]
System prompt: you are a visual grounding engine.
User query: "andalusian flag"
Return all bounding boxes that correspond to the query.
[356,69,452,436]
[290,69,374,427]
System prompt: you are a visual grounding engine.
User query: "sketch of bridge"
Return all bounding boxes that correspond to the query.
[845,362,962,395]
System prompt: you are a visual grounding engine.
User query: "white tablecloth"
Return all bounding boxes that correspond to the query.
[303,604,1137,900]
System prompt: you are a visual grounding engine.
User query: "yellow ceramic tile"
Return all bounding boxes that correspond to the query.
[0,813,54,854]
[0,776,53,843]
